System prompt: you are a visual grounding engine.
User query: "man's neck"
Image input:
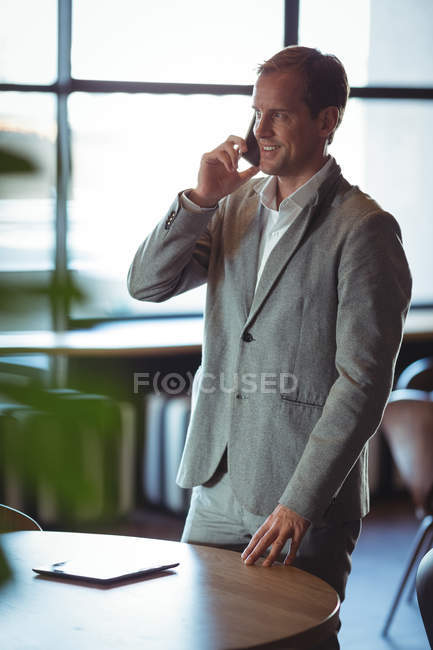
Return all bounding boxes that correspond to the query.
[276,156,329,208]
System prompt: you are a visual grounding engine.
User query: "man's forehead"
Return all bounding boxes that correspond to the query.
[252,68,305,105]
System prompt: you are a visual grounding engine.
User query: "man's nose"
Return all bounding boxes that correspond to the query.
[254,115,273,139]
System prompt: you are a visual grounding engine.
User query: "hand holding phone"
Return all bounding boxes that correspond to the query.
[189,133,259,207]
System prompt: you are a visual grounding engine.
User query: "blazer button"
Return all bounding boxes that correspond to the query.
[165,211,176,229]
[242,332,254,342]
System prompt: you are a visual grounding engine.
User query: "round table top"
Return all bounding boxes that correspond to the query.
[0,531,339,650]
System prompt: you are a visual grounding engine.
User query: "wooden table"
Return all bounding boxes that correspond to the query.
[0,531,339,650]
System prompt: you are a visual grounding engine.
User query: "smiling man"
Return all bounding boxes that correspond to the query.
[128,46,411,649]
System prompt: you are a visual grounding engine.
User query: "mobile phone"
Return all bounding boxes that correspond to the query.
[241,115,260,167]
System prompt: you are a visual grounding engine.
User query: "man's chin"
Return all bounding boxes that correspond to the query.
[260,161,280,176]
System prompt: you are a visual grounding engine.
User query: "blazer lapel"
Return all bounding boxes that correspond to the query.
[243,164,342,332]
[224,194,263,321]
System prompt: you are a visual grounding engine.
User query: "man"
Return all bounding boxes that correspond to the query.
[128,47,411,648]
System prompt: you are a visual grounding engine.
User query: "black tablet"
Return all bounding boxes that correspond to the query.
[33,557,179,584]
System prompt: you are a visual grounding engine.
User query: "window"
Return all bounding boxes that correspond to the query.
[68,91,253,318]
[0,0,57,84]
[0,91,56,270]
[300,0,433,306]
[71,0,283,85]
[1,0,432,330]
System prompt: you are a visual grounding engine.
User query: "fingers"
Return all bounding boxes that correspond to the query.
[262,537,287,567]
[239,165,260,182]
[242,526,287,567]
[243,531,275,565]
[283,532,301,565]
[201,148,233,174]
[241,522,271,563]
[240,506,310,568]
[218,141,242,172]
[241,528,265,559]
[242,519,283,566]
[224,135,250,171]
[204,136,248,173]
[194,134,259,204]
[226,134,248,153]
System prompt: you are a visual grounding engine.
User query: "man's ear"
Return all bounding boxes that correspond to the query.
[318,106,339,139]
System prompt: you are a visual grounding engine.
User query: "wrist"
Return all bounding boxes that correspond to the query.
[188,189,219,208]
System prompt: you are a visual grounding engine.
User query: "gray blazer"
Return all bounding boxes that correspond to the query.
[128,160,412,525]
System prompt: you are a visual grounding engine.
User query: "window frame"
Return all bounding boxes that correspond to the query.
[1,0,432,330]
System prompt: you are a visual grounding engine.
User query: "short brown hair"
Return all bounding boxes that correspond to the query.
[258,46,349,144]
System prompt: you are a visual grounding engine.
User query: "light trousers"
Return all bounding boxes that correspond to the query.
[181,464,361,650]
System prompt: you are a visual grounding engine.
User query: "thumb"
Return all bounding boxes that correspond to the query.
[238,165,260,183]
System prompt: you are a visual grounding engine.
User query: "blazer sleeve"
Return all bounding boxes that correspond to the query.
[278,210,412,523]
[127,192,220,302]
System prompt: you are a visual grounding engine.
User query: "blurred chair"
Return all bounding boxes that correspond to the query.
[0,503,42,533]
[396,356,433,391]
[416,547,433,648]
[380,357,433,636]
[143,393,191,514]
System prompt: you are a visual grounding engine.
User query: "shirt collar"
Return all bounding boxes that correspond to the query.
[257,156,335,212]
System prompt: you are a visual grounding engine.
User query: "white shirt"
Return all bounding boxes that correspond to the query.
[182,156,335,295]
[253,156,334,291]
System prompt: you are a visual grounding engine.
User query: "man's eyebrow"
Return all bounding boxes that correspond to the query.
[251,105,289,112]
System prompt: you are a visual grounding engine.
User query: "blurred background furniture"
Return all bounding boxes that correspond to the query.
[381,356,433,636]
[0,504,41,532]
[143,393,191,515]
[396,356,433,391]
[0,391,135,527]
[416,547,433,648]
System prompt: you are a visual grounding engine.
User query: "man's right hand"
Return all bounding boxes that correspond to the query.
[188,135,259,208]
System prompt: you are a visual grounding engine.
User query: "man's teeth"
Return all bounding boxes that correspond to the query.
[263,146,279,151]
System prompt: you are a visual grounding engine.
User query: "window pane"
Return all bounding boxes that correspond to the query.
[0,93,56,271]
[72,0,284,84]
[70,94,433,317]
[300,0,433,88]
[368,0,433,87]
[68,92,253,319]
[299,0,371,86]
[0,0,57,84]
[331,98,433,305]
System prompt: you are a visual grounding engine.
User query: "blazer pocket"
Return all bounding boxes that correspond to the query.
[279,394,324,409]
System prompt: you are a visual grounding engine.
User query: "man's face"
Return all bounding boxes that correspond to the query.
[252,69,326,179]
